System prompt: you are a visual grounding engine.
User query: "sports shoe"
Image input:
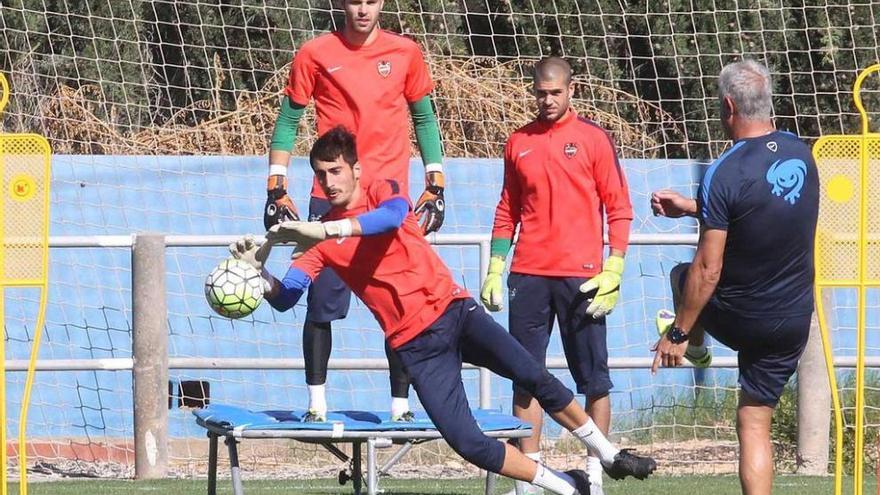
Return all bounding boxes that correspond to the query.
[656,309,712,368]
[302,409,326,423]
[564,469,591,495]
[391,410,415,422]
[600,449,657,480]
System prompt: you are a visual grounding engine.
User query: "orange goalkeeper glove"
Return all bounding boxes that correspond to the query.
[264,175,300,230]
[414,171,445,235]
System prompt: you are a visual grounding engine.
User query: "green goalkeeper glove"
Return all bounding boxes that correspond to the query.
[480,256,506,312]
[579,255,624,318]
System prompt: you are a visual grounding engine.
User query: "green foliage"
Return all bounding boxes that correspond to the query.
[830,370,880,474]
[626,384,739,444]
[772,382,800,472]
[2,0,879,157]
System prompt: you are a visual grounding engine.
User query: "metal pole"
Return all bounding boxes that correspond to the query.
[478,239,492,409]
[132,233,168,479]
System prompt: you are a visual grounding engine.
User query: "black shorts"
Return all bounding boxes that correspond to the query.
[508,273,612,399]
[673,262,810,406]
[305,197,351,322]
[701,304,810,407]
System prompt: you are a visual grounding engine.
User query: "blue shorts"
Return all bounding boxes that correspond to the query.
[508,273,612,399]
[395,298,574,473]
[305,197,351,322]
[674,263,810,406]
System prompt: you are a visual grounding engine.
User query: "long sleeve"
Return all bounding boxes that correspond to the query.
[592,132,633,253]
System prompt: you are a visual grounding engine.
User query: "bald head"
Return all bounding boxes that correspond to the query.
[534,57,572,85]
[532,57,574,122]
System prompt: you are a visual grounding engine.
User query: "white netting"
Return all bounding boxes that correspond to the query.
[0,0,876,482]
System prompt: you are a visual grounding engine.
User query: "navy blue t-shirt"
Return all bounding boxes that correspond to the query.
[697,130,819,317]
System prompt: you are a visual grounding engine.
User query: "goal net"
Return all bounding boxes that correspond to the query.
[0,0,876,480]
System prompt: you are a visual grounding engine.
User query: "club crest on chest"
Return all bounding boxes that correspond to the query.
[564,142,578,158]
[377,60,392,78]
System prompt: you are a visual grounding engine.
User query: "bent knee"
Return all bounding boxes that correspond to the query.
[447,435,505,472]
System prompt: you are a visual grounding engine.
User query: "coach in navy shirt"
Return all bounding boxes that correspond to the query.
[650,60,819,495]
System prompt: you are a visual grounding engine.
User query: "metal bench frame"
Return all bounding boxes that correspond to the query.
[197,417,531,495]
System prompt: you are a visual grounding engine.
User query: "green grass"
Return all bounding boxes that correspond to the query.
[9,475,877,494]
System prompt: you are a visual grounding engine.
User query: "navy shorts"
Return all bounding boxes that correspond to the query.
[673,263,810,406]
[702,304,809,406]
[395,298,574,473]
[305,197,351,323]
[508,273,612,399]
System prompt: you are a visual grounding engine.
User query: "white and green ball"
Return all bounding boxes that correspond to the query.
[204,258,264,319]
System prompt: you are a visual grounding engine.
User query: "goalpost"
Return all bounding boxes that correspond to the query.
[0,0,876,483]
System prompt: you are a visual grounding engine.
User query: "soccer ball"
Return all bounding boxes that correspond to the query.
[204,258,264,318]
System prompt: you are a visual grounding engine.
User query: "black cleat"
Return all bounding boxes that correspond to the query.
[600,449,657,480]
[564,469,591,495]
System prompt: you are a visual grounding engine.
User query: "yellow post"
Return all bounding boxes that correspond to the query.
[812,63,880,495]
[0,72,52,495]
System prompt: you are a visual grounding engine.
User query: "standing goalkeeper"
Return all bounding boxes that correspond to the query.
[481,57,633,495]
[264,0,445,422]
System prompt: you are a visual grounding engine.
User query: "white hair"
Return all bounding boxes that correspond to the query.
[718,60,773,120]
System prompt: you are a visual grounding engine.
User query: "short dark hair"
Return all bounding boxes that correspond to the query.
[533,57,572,85]
[310,126,358,168]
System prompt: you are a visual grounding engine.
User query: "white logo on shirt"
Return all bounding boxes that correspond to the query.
[377,61,392,78]
[327,66,343,74]
[517,149,533,159]
[336,237,346,245]
[767,141,778,153]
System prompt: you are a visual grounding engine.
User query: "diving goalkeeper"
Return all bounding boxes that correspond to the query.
[233,126,656,495]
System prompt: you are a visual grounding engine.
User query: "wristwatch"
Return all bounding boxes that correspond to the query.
[666,326,689,344]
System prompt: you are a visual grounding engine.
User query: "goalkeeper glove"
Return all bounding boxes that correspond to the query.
[266,219,352,258]
[228,234,274,292]
[579,255,624,318]
[414,170,445,235]
[264,175,300,230]
[480,256,506,312]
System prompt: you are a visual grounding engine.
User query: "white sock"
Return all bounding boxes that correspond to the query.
[572,419,619,463]
[586,456,603,487]
[532,464,575,495]
[511,452,544,493]
[391,397,410,417]
[308,384,327,414]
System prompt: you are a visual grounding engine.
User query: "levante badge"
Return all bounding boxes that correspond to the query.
[377,61,392,78]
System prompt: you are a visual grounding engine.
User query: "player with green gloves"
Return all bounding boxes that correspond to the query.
[264,0,446,423]
[481,58,634,495]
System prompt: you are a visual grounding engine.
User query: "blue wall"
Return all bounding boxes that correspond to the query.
[7,154,840,441]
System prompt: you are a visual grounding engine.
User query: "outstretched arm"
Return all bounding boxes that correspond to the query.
[651,190,697,218]
[265,197,410,256]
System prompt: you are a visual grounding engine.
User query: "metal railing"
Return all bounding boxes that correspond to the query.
[8,233,846,478]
